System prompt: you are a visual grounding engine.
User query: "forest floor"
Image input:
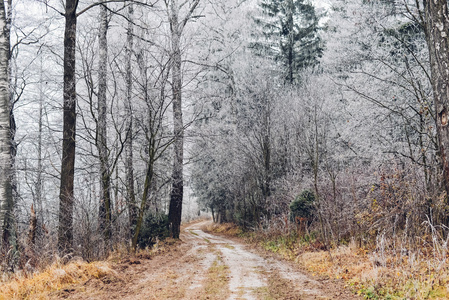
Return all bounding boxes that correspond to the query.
[4,220,449,299]
[43,220,358,300]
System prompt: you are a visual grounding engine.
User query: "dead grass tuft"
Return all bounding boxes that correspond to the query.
[0,260,116,300]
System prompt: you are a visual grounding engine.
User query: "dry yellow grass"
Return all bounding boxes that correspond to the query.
[0,239,179,300]
[295,244,449,299]
[201,255,230,300]
[146,269,187,299]
[253,269,305,300]
[0,260,115,300]
[203,222,241,236]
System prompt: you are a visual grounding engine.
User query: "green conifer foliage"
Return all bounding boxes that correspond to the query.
[253,0,322,83]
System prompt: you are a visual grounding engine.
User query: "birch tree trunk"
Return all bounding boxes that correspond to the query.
[168,0,184,239]
[423,0,449,199]
[125,3,136,241]
[0,0,13,252]
[58,0,78,253]
[97,3,112,245]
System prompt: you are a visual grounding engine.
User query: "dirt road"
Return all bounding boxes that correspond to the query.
[53,221,358,299]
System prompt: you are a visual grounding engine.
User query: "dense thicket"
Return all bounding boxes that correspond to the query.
[192,0,441,247]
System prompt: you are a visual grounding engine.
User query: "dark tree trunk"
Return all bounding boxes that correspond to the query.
[58,0,78,254]
[27,205,37,247]
[211,207,216,223]
[168,0,184,239]
[36,58,44,237]
[169,169,183,239]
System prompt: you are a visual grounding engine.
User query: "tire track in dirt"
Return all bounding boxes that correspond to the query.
[186,224,265,299]
[186,221,335,299]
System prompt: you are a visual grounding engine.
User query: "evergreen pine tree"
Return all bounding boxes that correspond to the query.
[253,0,322,83]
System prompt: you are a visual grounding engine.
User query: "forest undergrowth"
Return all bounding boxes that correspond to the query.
[205,222,449,299]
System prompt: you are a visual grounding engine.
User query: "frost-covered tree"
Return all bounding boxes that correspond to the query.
[323,0,435,182]
[0,0,14,253]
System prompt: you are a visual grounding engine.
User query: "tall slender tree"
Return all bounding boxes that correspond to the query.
[97,3,112,245]
[423,0,449,200]
[36,57,45,236]
[0,0,14,253]
[58,0,78,254]
[166,0,200,239]
[125,2,136,241]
